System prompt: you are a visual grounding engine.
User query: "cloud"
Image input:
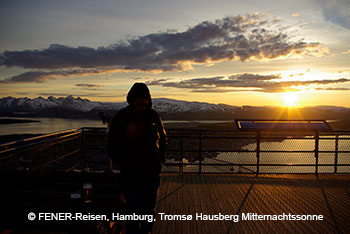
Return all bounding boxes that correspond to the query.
[342,50,350,55]
[75,83,104,90]
[314,87,350,91]
[0,71,56,84]
[0,68,108,84]
[37,93,121,98]
[75,84,103,88]
[0,14,327,83]
[146,74,350,93]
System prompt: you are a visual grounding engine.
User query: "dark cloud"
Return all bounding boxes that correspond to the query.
[190,88,263,93]
[37,93,120,98]
[0,68,105,84]
[0,71,56,84]
[281,78,350,86]
[75,84,103,88]
[75,83,104,90]
[146,74,350,93]
[0,14,326,81]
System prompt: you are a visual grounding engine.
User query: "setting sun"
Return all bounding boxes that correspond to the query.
[282,92,299,107]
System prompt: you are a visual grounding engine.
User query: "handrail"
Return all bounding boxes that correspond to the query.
[0,128,81,148]
[0,130,81,155]
[0,128,83,172]
[1,127,349,175]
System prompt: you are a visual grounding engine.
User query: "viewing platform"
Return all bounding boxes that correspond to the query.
[155,173,349,234]
[1,172,349,233]
[0,126,349,233]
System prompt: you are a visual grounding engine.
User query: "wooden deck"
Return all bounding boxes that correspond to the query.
[154,174,350,234]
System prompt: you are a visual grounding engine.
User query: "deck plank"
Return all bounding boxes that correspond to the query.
[154,174,350,234]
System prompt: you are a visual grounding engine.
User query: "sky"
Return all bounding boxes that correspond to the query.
[0,0,349,107]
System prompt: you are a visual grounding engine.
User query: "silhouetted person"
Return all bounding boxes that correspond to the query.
[99,111,112,125]
[108,83,167,234]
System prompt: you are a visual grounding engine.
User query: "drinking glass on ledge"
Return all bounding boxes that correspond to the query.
[83,183,93,203]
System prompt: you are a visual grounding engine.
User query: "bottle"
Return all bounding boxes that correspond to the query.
[83,183,93,203]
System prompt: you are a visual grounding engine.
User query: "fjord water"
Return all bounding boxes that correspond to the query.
[165,136,350,173]
[0,117,231,136]
[0,117,105,135]
[212,138,350,173]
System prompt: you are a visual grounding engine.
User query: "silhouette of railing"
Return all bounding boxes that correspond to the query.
[0,128,82,172]
[164,128,350,175]
[1,127,349,175]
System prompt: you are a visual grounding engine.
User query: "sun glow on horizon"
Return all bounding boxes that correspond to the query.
[282,92,299,107]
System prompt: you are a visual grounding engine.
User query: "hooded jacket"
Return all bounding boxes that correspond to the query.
[107,83,167,175]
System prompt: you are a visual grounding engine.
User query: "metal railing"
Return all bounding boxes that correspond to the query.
[0,128,82,172]
[164,129,350,175]
[1,127,349,175]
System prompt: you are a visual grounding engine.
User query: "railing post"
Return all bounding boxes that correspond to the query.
[199,130,202,174]
[334,134,339,174]
[180,132,184,173]
[105,128,110,171]
[54,142,59,173]
[81,128,85,170]
[314,132,319,175]
[256,131,260,176]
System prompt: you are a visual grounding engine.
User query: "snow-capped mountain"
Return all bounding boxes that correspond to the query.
[152,98,236,113]
[0,96,124,112]
[1,96,349,120]
[0,96,237,114]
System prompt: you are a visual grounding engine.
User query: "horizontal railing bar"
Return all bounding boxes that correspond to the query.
[31,148,81,170]
[203,158,282,173]
[49,135,81,146]
[0,132,81,157]
[84,147,107,150]
[64,162,82,172]
[259,150,350,153]
[164,162,350,167]
[0,133,81,156]
[0,153,15,161]
[0,131,81,153]
[82,126,350,134]
[175,172,350,174]
[168,128,350,133]
[167,149,350,153]
[258,164,350,166]
[168,135,257,138]
[74,146,350,154]
[167,149,256,153]
[0,128,81,148]
[167,136,350,140]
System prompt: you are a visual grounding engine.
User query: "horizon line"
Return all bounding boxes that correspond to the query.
[1,95,349,109]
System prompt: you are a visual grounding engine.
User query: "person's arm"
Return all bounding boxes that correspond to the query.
[157,114,167,163]
[107,111,124,168]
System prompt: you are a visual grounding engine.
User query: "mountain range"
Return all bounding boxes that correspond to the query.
[0,96,349,120]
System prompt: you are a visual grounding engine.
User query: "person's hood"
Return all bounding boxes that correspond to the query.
[126,83,152,108]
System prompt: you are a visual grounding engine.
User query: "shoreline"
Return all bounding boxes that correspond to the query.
[0,118,41,125]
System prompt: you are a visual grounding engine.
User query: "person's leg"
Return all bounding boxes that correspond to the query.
[122,175,142,234]
[140,175,160,233]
